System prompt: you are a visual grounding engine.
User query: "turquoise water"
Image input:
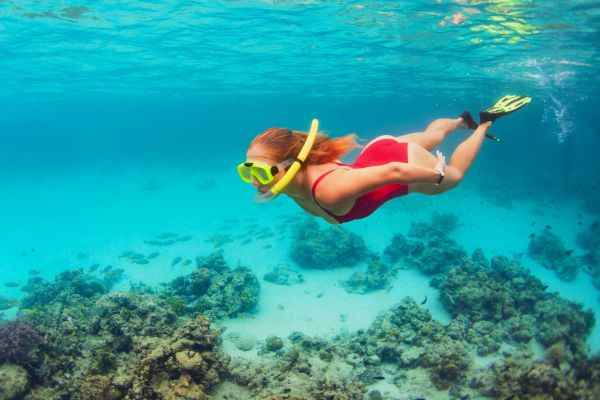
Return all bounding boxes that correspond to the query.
[1,1,600,399]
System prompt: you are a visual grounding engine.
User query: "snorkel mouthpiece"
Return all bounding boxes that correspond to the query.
[254,118,319,202]
[254,189,276,203]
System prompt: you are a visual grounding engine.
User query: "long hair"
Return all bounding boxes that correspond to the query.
[250,128,361,165]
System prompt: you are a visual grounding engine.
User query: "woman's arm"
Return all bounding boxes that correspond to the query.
[315,162,441,209]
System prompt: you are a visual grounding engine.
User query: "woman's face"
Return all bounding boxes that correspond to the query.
[246,145,286,193]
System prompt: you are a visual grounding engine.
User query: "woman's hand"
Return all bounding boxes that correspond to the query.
[434,150,446,174]
[433,150,446,184]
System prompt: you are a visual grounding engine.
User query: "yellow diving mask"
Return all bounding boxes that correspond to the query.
[238,119,319,202]
[237,159,294,185]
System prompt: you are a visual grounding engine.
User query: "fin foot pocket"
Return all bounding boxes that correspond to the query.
[460,111,479,130]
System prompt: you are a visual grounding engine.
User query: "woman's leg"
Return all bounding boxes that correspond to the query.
[360,117,468,155]
[395,117,467,151]
[408,122,491,194]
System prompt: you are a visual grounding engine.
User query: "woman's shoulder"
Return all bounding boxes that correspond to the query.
[305,162,355,213]
[306,162,352,192]
[307,161,350,177]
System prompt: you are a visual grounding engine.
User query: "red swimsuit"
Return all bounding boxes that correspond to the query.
[311,139,410,223]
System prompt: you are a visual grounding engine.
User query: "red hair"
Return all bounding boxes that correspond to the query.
[250,127,361,165]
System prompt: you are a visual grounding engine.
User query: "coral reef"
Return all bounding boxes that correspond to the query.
[577,222,600,290]
[337,297,469,390]
[215,241,598,399]
[419,338,470,389]
[384,232,469,275]
[341,258,393,294]
[227,334,366,399]
[101,267,126,288]
[163,251,260,320]
[384,211,468,276]
[12,270,229,400]
[577,222,600,250]
[226,332,257,352]
[528,229,579,281]
[470,347,600,399]
[437,255,546,322]
[407,212,459,239]
[534,295,595,352]
[263,265,305,286]
[4,215,599,399]
[109,316,228,399]
[0,296,19,311]
[383,232,424,264]
[289,219,369,269]
[0,319,42,365]
[0,363,31,400]
[20,269,107,310]
[437,254,594,358]
[265,336,284,352]
[220,293,600,399]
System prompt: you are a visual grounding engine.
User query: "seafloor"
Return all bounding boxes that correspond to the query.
[1,168,599,400]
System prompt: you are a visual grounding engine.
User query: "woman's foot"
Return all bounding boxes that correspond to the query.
[459,111,479,129]
[477,121,492,132]
[475,121,499,141]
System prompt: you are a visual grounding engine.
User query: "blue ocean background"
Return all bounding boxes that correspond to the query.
[1,1,600,398]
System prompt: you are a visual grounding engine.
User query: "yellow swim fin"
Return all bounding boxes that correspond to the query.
[479,95,532,124]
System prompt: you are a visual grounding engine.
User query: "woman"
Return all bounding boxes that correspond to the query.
[238,96,531,224]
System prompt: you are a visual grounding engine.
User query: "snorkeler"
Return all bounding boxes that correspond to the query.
[238,95,532,224]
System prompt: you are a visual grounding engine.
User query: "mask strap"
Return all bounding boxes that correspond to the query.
[281,158,296,170]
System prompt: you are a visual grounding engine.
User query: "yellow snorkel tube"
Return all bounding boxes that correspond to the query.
[255,118,319,203]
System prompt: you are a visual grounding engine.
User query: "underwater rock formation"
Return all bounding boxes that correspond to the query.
[578,222,600,250]
[528,229,579,281]
[419,337,471,390]
[341,258,393,294]
[407,212,459,240]
[220,293,600,399]
[437,254,594,358]
[0,296,19,312]
[3,230,598,399]
[0,319,42,365]
[21,269,107,309]
[437,255,546,322]
[13,270,229,399]
[108,316,228,399]
[101,267,126,288]
[337,297,470,390]
[227,333,366,399]
[289,219,369,269]
[265,335,284,352]
[384,232,469,275]
[577,222,600,290]
[163,251,260,320]
[384,212,468,276]
[263,265,305,286]
[0,363,31,400]
[383,232,424,264]
[534,295,595,352]
[470,347,600,399]
[226,332,257,352]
